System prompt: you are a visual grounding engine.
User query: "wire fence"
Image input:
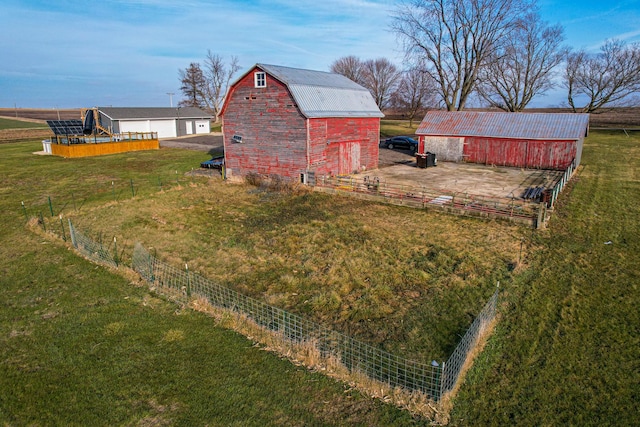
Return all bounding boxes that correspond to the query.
[441,288,498,395]
[314,174,545,227]
[549,160,576,209]
[65,220,499,403]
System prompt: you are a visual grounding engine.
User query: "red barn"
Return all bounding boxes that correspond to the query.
[220,64,384,182]
[416,111,590,170]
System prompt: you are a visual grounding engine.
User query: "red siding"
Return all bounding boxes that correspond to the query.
[308,117,379,176]
[463,137,577,169]
[222,66,380,179]
[223,68,308,179]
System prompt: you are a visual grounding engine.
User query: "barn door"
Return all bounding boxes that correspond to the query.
[339,142,360,175]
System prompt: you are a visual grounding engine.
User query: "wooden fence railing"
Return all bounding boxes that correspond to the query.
[315,174,546,227]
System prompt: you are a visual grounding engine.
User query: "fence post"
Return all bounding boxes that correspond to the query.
[113,237,118,267]
[536,203,545,229]
[148,252,155,282]
[130,179,135,198]
[439,361,445,401]
[185,263,191,297]
[59,215,66,241]
[48,196,54,216]
[39,212,46,232]
[21,201,28,222]
[68,219,77,248]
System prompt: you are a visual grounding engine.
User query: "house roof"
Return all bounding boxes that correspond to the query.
[416,111,590,140]
[227,64,384,119]
[99,107,212,121]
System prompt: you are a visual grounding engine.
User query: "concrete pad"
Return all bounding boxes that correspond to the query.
[363,157,564,199]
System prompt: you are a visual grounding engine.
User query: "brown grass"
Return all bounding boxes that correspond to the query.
[59,178,529,364]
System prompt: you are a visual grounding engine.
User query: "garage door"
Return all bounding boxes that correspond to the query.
[195,120,209,134]
[120,119,177,138]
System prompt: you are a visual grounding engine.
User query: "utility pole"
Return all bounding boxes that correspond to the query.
[166,92,175,107]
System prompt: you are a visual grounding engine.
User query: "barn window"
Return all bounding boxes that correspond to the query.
[254,72,266,88]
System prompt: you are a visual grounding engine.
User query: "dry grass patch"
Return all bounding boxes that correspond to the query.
[64,179,530,363]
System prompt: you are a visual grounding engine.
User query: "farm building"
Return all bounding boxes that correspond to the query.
[98,107,212,139]
[220,63,384,181]
[415,111,590,170]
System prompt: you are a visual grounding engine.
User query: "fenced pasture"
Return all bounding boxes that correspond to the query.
[22,164,526,367]
[64,220,498,410]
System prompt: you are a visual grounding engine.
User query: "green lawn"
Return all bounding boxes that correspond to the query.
[452,130,640,425]
[380,119,420,138]
[0,116,48,130]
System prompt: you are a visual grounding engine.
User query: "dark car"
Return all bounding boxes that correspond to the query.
[200,156,224,169]
[383,136,418,151]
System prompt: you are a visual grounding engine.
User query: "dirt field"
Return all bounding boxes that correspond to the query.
[385,107,640,128]
[0,108,80,121]
[4,107,638,128]
[0,128,51,142]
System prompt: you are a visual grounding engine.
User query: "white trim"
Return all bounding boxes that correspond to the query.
[254,71,266,88]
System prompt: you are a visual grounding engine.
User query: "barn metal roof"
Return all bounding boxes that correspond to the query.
[416,111,589,140]
[99,107,212,121]
[230,64,383,118]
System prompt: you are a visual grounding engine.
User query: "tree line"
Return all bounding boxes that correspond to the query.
[179,0,640,121]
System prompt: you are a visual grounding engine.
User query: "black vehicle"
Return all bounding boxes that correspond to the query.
[383,136,418,151]
[200,156,224,169]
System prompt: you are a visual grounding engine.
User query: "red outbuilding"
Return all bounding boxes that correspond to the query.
[220,64,384,182]
[415,111,590,170]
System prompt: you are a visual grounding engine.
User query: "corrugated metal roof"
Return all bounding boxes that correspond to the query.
[228,64,383,118]
[288,85,383,118]
[416,111,589,140]
[99,107,212,120]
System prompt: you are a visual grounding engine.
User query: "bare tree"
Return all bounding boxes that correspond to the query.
[477,12,567,111]
[392,0,529,111]
[330,55,366,86]
[390,67,438,126]
[362,58,401,110]
[565,40,640,113]
[201,51,241,122]
[331,56,401,110]
[178,63,205,108]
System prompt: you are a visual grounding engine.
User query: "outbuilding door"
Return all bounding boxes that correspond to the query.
[195,121,209,134]
[339,142,360,174]
[119,119,177,138]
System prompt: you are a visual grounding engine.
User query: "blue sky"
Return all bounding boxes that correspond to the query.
[1,0,639,109]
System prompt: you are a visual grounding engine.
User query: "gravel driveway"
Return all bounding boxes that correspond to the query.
[160,134,223,155]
